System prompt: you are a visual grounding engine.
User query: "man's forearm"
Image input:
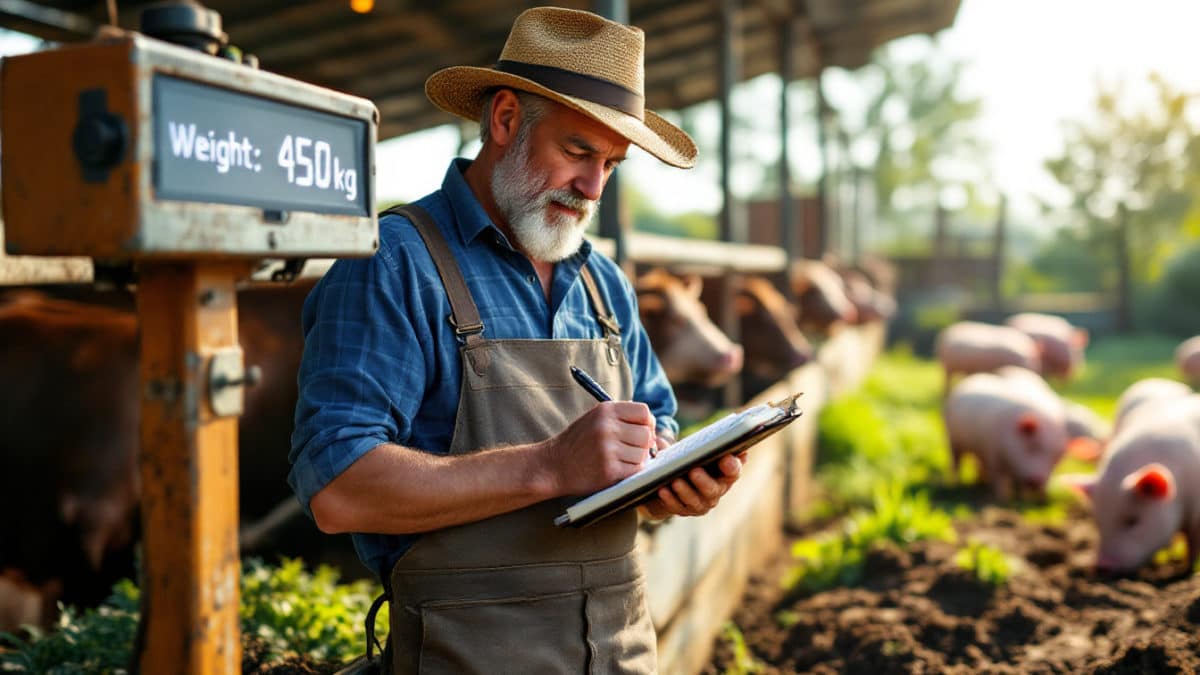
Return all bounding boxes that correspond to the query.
[309,441,557,535]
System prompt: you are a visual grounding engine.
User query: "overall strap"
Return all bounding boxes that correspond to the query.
[579,264,623,366]
[384,204,490,373]
[578,264,621,338]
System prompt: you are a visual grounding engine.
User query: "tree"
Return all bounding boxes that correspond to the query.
[830,36,988,242]
[1042,74,1200,330]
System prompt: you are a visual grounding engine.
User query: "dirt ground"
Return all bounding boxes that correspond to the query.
[706,503,1200,675]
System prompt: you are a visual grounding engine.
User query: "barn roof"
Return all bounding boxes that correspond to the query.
[2,0,959,141]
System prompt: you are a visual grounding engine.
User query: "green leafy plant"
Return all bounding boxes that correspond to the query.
[0,579,139,674]
[814,352,949,510]
[954,539,1015,586]
[720,621,763,675]
[240,557,385,663]
[0,559,386,672]
[785,484,956,593]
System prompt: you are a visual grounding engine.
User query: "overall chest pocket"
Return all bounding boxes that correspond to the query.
[418,590,587,675]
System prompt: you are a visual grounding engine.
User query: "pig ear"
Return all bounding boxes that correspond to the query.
[1057,473,1097,502]
[682,274,703,298]
[1016,413,1039,437]
[1122,463,1176,501]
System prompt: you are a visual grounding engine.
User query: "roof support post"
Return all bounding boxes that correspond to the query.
[814,69,830,257]
[718,0,744,247]
[719,0,743,408]
[594,0,631,269]
[778,14,798,273]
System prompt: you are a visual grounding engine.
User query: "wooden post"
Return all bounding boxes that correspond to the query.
[594,0,631,271]
[1115,203,1132,332]
[778,14,798,298]
[137,261,250,675]
[814,70,830,257]
[933,203,948,285]
[719,0,743,409]
[991,195,1007,310]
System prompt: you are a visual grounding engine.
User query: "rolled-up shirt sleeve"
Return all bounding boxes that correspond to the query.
[288,244,426,517]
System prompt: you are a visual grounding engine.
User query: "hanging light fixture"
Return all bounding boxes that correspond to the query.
[350,0,374,13]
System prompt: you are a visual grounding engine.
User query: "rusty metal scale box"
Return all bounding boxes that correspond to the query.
[1,33,378,259]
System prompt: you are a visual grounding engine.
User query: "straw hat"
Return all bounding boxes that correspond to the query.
[425,6,697,169]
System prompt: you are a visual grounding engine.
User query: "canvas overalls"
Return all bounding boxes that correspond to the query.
[382,205,657,674]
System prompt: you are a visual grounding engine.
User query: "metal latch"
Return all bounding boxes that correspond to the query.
[207,347,262,417]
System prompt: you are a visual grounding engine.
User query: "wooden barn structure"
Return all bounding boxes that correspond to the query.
[0,1,960,673]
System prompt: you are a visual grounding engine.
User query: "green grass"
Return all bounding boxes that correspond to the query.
[784,483,956,594]
[813,349,950,512]
[1056,334,1183,416]
[791,335,1182,591]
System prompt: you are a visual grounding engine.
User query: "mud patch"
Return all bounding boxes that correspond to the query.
[706,506,1200,674]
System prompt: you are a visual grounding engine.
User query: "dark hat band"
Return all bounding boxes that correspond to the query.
[494,59,644,119]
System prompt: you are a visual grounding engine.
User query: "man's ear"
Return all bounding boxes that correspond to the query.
[486,89,522,147]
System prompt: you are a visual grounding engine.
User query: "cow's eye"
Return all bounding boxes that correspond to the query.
[1121,515,1139,529]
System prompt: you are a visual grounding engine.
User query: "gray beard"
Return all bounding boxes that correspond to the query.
[491,134,596,263]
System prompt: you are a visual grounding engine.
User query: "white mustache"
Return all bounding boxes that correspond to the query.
[544,189,596,219]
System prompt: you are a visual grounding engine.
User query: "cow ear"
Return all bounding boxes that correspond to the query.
[682,274,703,298]
[1017,413,1039,437]
[637,292,665,315]
[1073,328,1089,348]
[1123,463,1176,501]
[1057,473,1097,502]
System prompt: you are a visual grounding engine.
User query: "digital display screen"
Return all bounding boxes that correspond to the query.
[153,75,370,216]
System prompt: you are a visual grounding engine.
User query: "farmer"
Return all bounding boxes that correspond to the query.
[288,7,747,672]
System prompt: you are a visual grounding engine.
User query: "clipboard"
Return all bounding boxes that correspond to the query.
[553,393,803,528]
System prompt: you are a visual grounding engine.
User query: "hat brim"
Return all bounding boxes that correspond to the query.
[426,65,696,170]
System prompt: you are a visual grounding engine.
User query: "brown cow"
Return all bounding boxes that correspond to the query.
[0,291,141,620]
[790,259,858,336]
[0,280,362,632]
[635,268,743,388]
[700,275,813,398]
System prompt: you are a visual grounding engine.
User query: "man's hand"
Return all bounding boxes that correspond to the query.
[540,401,656,496]
[638,452,747,520]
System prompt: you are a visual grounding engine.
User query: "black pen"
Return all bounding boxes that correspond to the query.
[570,365,657,458]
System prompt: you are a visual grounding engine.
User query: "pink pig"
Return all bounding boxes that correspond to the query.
[1112,378,1193,435]
[1175,336,1200,386]
[943,370,1070,499]
[936,322,1041,393]
[1064,395,1200,574]
[1005,312,1088,379]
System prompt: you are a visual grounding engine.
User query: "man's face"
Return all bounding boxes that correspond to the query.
[491,101,630,263]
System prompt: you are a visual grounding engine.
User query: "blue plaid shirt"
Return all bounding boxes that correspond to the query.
[289,159,678,579]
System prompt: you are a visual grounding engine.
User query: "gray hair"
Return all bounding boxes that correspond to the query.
[478,89,550,146]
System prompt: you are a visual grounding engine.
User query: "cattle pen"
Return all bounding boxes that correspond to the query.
[0,0,953,672]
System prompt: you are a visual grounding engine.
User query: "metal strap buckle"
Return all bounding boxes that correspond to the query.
[447,314,484,339]
[598,315,621,336]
